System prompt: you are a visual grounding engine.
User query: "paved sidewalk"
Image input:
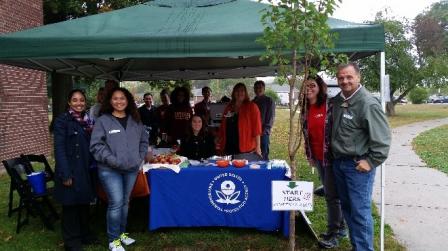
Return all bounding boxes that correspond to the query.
[373,118,448,251]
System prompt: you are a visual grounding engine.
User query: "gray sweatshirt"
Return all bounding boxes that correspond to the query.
[90,114,149,172]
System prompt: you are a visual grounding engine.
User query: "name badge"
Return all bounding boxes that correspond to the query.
[108,129,121,134]
[343,114,353,120]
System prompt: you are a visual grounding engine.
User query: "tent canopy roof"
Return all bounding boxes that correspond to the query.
[0,0,384,80]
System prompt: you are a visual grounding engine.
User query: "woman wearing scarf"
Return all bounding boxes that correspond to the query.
[53,89,96,251]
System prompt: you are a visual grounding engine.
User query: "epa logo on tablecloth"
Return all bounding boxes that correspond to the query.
[208,173,249,213]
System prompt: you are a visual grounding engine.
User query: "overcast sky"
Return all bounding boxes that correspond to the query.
[331,0,441,22]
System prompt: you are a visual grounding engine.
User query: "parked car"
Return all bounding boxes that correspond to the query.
[433,98,448,103]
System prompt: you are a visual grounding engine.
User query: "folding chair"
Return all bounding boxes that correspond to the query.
[2,158,59,233]
[2,157,32,218]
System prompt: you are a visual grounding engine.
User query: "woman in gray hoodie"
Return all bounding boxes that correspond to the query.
[90,87,148,251]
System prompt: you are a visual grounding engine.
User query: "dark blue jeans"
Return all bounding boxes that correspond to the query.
[98,168,138,242]
[333,158,375,251]
[260,134,270,160]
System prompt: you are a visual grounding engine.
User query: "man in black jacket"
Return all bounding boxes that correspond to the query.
[138,93,157,145]
[253,80,276,160]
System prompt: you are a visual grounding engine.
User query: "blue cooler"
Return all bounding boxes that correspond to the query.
[27,171,46,196]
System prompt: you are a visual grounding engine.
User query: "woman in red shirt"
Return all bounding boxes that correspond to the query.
[218,83,262,161]
[302,76,345,248]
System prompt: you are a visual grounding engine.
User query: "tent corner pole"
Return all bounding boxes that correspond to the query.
[380,51,386,251]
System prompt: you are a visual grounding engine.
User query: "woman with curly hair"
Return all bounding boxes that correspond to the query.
[90,87,149,251]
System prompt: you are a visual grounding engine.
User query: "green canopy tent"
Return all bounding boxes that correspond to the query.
[0,1,389,249]
[0,0,384,81]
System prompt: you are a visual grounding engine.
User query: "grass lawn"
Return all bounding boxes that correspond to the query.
[3,105,437,251]
[388,104,448,128]
[412,124,448,174]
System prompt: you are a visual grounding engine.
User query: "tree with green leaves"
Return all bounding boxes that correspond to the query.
[265,88,280,104]
[413,1,448,88]
[409,87,429,104]
[360,14,421,116]
[414,1,447,59]
[44,0,146,119]
[361,2,447,116]
[44,0,145,24]
[258,0,343,249]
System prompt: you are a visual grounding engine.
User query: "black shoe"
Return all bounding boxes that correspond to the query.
[318,236,339,249]
[314,186,325,197]
[336,228,348,239]
[320,228,347,240]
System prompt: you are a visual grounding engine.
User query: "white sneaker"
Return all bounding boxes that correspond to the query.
[120,233,136,246]
[109,239,125,251]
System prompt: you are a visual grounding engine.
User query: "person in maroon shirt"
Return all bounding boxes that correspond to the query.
[194,86,212,125]
[302,76,346,249]
[166,86,193,144]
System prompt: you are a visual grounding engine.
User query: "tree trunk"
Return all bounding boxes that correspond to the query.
[386,101,396,116]
[50,72,73,129]
[289,210,296,250]
[288,156,297,251]
[288,75,297,251]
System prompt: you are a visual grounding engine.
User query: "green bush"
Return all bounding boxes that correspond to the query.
[409,87,429,104]
[265,88,281,104]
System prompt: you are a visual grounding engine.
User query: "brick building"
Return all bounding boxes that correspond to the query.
[0,0,50,164]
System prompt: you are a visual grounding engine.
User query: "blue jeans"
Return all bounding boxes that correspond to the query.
[333,158,375,251]
[260,134,270,160]
[98,168,138,242]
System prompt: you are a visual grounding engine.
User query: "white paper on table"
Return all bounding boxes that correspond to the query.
[142,156,188,174]
[267,159,292,178]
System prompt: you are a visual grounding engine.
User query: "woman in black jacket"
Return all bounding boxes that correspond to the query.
[179,115,215,160]
[53,89,96,251]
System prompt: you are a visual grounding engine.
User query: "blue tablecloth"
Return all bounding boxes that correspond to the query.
[147,164,290,236]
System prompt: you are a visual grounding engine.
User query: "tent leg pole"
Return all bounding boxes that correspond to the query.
[380,51,386,251]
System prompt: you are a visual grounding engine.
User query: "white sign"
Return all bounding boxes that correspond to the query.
[382,74,391,102]
[272,181,314,211]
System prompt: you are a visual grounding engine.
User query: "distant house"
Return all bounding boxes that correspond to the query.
[267,84,299,105]
[325,79,341,98]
